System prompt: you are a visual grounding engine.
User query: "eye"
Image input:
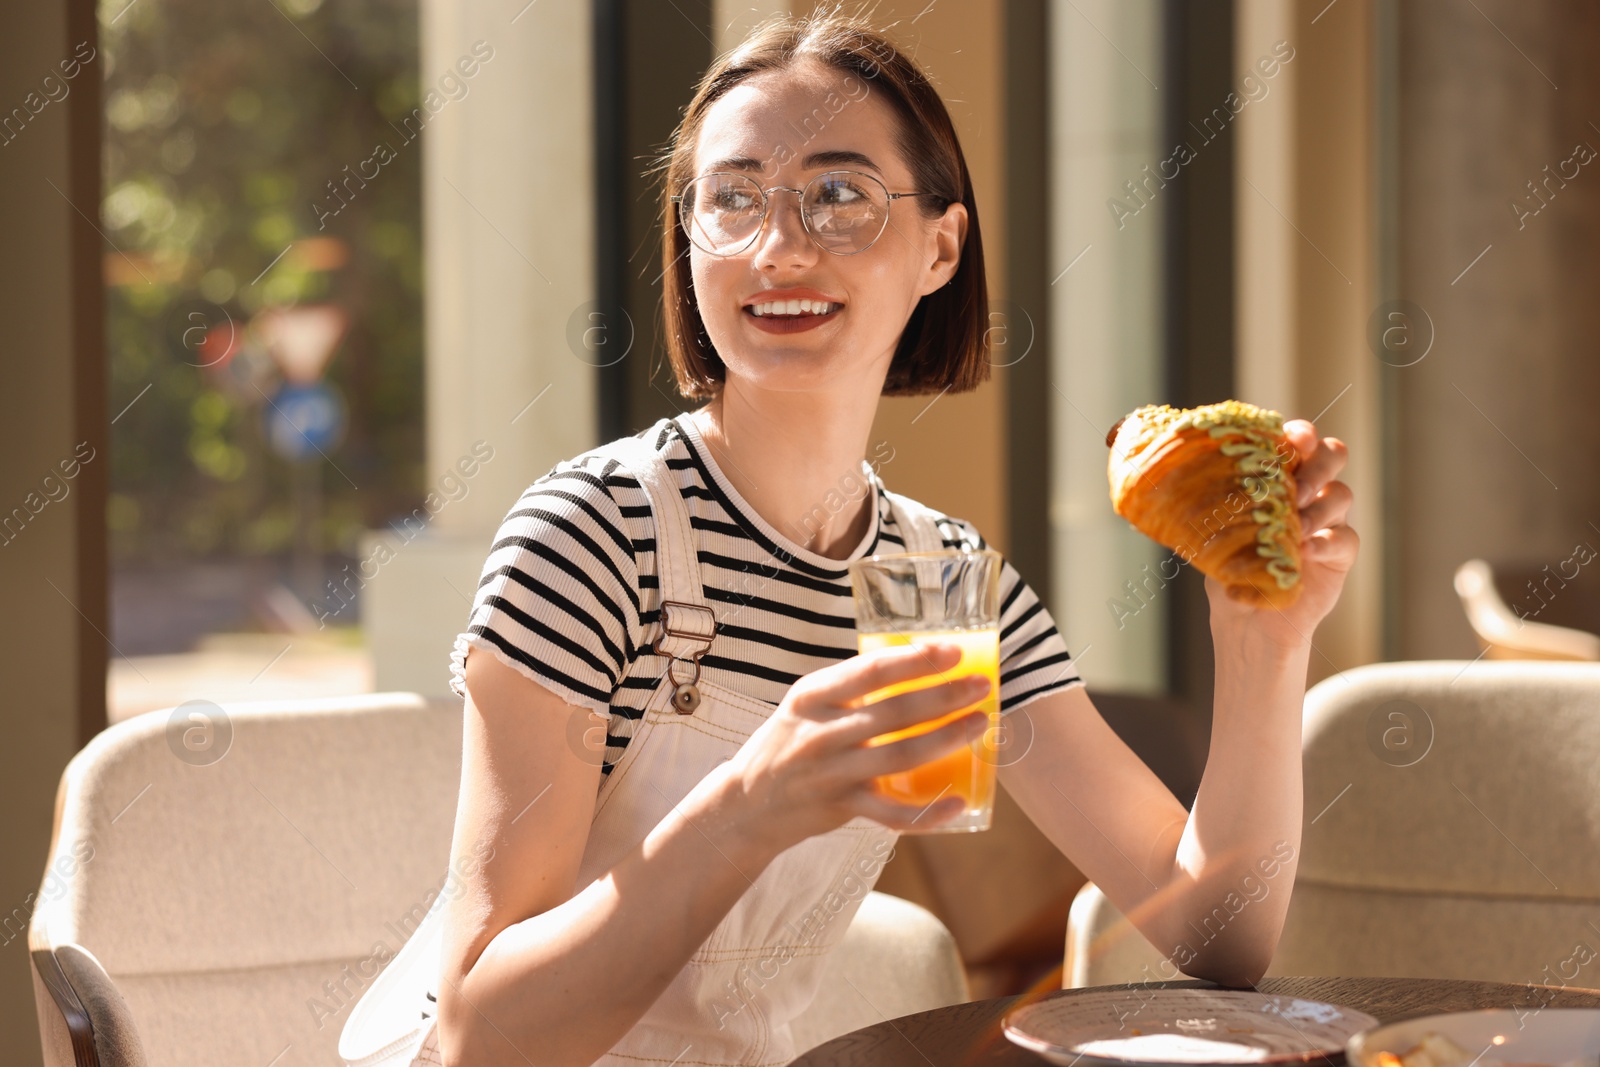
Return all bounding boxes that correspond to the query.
[815,178,867,205]
[710,187,758,212]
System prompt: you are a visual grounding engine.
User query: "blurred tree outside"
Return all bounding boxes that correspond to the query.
[101,0,423,651]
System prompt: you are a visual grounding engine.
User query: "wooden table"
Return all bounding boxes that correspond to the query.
[790,976,1600,1066]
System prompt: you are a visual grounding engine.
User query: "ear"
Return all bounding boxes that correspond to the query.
[915,200,967,298]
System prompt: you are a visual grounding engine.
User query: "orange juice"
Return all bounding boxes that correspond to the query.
[857,626,1000,829]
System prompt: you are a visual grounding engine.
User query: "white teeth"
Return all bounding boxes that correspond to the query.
[748,299,839,317]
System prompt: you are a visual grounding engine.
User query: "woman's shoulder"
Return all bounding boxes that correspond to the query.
[502,419,680,523]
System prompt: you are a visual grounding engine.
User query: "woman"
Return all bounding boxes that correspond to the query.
[433,11,1356,1067]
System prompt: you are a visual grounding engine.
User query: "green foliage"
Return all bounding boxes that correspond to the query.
[102,0,423,562]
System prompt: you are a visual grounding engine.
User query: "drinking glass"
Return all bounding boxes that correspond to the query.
[847,548,1003,833]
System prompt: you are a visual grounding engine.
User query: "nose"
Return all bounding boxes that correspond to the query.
[752,187,818,267]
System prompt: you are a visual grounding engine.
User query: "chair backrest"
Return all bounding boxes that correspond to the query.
[1067,661,1600,988]
[32,692,463,1067]
[1276,659,1600,980]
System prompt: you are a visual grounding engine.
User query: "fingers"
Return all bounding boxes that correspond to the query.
[835,709,990,779]
[1283,419,1319,463]
[1298,478,1353,537]
[1302,523,1360,569]
[804,640,963,713]
[829,673,991,745]
[1284,424,1348,507]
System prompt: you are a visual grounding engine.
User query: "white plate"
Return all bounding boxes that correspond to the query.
[1003,989,1380,1066]
[1347,1009,1600,1067]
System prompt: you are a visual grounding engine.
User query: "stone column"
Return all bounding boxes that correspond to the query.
[1236,0,1384,680]
[363,0,596,697]
[1234,0,1299,413]
[1047,0,1168,692]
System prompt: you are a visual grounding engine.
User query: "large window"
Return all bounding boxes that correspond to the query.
[102,0,421,717]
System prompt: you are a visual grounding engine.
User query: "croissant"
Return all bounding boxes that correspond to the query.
[1106,400,1304,609]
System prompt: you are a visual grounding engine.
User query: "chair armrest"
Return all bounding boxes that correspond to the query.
[30,942,147,1067]
[1064,882,1173,988]
[32,944,102,1067]
[789,891,969,1053]
[1455,559,1600,661]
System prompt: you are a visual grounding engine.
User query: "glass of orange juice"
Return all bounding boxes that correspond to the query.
[847,548,1002,833]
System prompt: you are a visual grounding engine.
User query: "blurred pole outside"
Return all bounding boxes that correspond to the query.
[256,304,349,604]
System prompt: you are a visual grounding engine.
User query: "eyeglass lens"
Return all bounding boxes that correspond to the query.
[679,171,890,255]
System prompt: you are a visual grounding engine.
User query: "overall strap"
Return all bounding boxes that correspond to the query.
[607,431,716,664]
[881,485,948,554]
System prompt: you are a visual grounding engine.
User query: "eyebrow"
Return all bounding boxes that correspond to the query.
[700,149,884,176]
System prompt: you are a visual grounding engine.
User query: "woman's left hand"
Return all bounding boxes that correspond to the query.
[1206,419,1359,648]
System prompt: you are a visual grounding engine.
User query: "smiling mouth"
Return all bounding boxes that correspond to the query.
[743,299,844,319]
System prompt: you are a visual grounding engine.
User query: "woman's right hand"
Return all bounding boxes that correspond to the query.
[441,644,986,1067]
[715,641,991,849]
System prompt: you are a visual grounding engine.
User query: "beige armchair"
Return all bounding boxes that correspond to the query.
[1065,661,1600,987]
[30,692,966,1066]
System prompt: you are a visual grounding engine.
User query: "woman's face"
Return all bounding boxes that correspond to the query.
[687,60,966,398]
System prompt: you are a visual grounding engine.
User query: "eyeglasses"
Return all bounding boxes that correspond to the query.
[671,169,945,257]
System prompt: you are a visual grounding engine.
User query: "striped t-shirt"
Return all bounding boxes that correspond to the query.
[448,415,1084,779]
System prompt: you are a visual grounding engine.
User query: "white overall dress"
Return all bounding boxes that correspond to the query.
[339,431,950,1067]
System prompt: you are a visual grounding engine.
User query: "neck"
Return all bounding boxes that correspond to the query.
[688,381,880,560]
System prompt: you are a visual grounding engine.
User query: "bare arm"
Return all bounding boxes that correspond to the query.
[998,641,1307,988]
[437,640,995,1067]
[998,422,1356,986]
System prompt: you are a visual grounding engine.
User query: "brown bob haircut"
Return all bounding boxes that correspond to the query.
[653,6,990,399]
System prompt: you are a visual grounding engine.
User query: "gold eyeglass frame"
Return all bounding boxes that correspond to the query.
[670,169,945,257]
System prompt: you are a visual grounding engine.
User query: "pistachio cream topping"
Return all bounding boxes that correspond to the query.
[1122,401,1300,590]
[1123,399,1285,441]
